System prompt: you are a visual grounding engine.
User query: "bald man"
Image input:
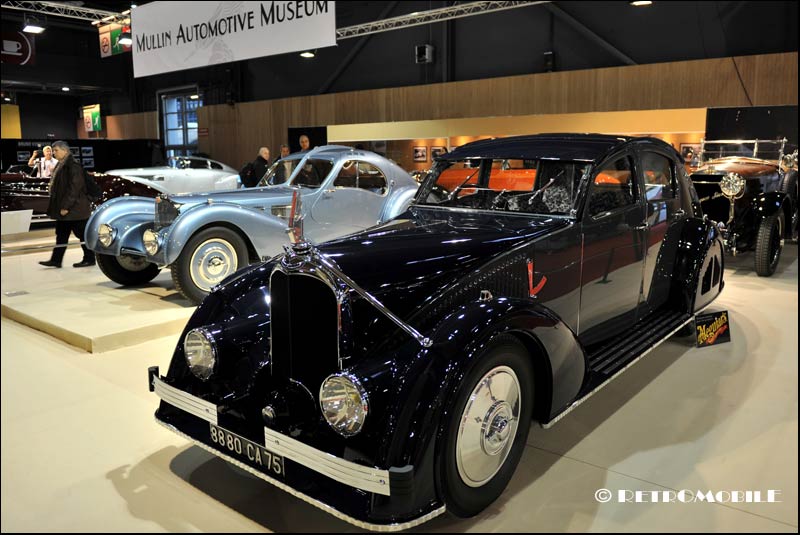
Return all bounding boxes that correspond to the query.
[299,135,311,152]
[246,146,270,187]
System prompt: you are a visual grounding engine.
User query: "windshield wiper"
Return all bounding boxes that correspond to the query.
[446,168,481,201]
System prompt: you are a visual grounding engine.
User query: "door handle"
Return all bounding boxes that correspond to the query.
[634,223,649,231]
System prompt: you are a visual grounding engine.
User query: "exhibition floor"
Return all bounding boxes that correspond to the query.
[1,244,797,532]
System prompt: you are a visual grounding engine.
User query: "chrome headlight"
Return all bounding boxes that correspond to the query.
[98,223,116,247]
[143,229,161,256]
[184,328,218,381]
[271,204,292,219]
[319,373,369,436]
[720,172,745,198]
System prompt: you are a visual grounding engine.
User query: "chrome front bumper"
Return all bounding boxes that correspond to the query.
[151,374,391,495]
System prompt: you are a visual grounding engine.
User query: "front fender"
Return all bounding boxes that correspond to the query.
[161,202,289,266]
[352,298,586,513]
[85,196,155,255]
[752,191,790,220]
[379,186,418,223]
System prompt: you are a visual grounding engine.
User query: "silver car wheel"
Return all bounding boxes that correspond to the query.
[189,238,239,291]
[455,365,521,488]
[117,254,152,272]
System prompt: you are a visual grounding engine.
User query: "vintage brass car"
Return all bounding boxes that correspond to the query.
[150,134,724,530]
[689,138,797,276]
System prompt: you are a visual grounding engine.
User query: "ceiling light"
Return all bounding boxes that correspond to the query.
[629,1,653,5]
[3,97,11,102]
[62,87,70,91]
[22,15,45,34]
[300,50,315,58]
[189,94,199,100]
[119,32,132,46]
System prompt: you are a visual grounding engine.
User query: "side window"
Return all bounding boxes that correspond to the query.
[640,152,675,201]
[333,160,357,188]
[588,156,635,217]
[209,161,223,170]
[357,162,388,195]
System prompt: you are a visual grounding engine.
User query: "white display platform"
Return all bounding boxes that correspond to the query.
[1,247,195,353]
[0,210,33,235]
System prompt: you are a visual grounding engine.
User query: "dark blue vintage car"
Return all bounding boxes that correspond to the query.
[149,134,724,530]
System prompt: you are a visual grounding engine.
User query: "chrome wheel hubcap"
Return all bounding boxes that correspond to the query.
[456,365,521,488]
[190,238,238,291]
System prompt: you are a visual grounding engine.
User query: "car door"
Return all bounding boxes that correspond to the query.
[578,153,647,345]
[310,160,388,239]
[639,149,686,312]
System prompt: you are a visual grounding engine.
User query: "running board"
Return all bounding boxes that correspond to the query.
[541,310,693,429]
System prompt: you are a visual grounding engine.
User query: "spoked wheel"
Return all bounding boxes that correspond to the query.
[436,334,533,517]
[754,211,784,277]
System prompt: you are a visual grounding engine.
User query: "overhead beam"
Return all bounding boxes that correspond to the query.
[1,0,126,24]
[544,3,636,66]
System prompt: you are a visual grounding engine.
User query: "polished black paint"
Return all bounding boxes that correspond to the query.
[154,135,724,527]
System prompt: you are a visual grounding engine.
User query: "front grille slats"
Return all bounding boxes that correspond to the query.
[269,270,340,397]
[155,198,180,229]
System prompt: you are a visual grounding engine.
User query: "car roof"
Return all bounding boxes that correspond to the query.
[442,133,637,162]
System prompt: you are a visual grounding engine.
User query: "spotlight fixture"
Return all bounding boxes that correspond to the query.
[629,1,653,5]
[3,97,11,103]
[299,50,316,59]
[61,87,70,92]
[119,32,133,46]
[189,94,200,100]
[22,15,45,34]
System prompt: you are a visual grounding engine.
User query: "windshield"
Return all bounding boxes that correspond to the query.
[415,158,589,216]
[702,140,785,162]
[258,157,334,188]
[167,157,209,170]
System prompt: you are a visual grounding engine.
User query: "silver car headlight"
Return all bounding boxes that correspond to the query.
[720,172,745,198]
[98,223,116,247]
[143,229,161,256]
[319,373,369,436]
[271,204,292,219]
[184,328,218,381]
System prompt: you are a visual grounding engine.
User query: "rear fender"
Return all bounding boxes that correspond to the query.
[670,217,724,313]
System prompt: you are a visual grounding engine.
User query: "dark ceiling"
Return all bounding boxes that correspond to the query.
[1,1,797,113]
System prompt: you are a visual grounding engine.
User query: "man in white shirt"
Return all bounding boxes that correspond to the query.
[27,146,58,178]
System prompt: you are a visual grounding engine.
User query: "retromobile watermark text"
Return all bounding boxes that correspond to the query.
[594,488,782,504]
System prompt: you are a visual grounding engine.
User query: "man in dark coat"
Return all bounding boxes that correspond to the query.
[244,147,270,188]
[39,141,96,268]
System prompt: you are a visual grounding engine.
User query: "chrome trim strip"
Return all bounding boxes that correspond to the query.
[263,426,390,496]
[542,315,694,429]
[153,376,217,425]
[155,419,446,532]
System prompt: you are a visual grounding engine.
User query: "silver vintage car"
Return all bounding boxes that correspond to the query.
[85,146,419,304]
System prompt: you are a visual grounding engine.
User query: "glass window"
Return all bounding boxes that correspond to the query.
[260,158,301,186]
[356,162,387,194]
[588,157,635,217]
[186,128,198,145]
[209,161,222,170]
[640,152,675,202]
[165,113,183,129]
[334,160,357,187]
[416,158,587,215]
[166,129,184,146]
[291,159,334,188]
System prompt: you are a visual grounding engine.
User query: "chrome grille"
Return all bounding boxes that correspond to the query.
[155,197,180,229]
[269,270,339,394]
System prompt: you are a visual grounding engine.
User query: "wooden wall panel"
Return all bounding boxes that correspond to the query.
[75,111,158,140]
[194,52,797,168]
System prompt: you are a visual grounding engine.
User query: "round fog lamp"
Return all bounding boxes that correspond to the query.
[143,229,161,255]
[98,223,116,247]
[319,373,369,436]
[184,328,218,381]
[720,172,745,198]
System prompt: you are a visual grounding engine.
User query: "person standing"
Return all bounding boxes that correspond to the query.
[39,141,96,268]
[241,147,270,188]
[278,144,290,160]
[298,135,311,152]
[27,145,58,178]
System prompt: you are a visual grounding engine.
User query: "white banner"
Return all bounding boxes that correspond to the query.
[132,1,336,78]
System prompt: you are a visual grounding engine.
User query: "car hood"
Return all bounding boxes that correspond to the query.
[312,207,571,318]
[165,186,305,208]
[692,157,779,178]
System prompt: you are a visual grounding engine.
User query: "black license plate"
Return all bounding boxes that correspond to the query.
[209,423,285,478]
